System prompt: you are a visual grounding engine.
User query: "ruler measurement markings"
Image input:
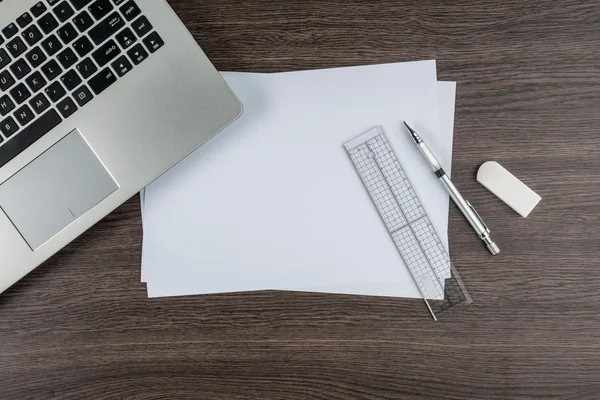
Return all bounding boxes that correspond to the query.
[366,136,448,284]
[345,126,472,319]
[354,140,445,300]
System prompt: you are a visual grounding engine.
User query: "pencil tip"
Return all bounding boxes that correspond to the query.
[403,121,421,144]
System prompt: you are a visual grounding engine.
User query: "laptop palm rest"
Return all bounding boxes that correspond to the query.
[0,130,118,251]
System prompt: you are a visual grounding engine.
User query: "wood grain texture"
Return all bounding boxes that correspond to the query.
[2,0,600,398]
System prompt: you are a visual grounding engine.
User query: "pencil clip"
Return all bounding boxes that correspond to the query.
[467,201,489,233]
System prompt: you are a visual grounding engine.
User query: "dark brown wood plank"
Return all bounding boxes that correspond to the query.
[1,0,600,398]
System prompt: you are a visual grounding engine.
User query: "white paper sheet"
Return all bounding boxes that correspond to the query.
[143,80,456,298]
[141,61,455,299]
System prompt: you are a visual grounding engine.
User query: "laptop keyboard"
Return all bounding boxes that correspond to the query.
[0,0,165,168]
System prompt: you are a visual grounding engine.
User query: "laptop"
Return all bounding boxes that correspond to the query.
[0,0,243,294]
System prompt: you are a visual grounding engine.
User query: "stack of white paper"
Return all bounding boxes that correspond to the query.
[140,60,457,299]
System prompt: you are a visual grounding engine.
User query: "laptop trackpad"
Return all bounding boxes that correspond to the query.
[0,130,118,250]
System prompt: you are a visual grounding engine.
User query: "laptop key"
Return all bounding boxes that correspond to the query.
[60,69,82,91]
[6,37,27,58]
[72,85,93,106]
[89,0,114,20]
[76,57,97,79]
[143,32,164,53]
[0,95,15,117]
[73,36,94,57]
[38,13,60,35]
[22,24,43,46]
[16,13,34,29]
[25,71,47,93]
[45,81,67,103]
[41,34,63,56]
[57,22,79,44]
[2,23,19,39]
[111,55,132,77]
[41,59,63,81]
[0,110,62,168]
[115,27,136,49]
[29,92,51,114]
[88,68,116,95]
[131,16,151,38]
[25,46,47,69]
[56,97,78,118]
[73,11,94,32]
[0,70,15,91]
[92,39,121,67]
[0,116,19,138]
[127,43,147,65]
[120,1,141,21]
[88,12,124,45]
[9,59,31,80]
[54,2,75,23]
[57,47,78,69]
[31,3,48,18]
[10,83,31,104]
[14,104,35,126]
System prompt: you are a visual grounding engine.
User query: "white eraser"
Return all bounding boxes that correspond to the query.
[477,161,541,217]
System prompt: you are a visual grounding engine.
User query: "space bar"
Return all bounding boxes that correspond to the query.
[0,110,62,169]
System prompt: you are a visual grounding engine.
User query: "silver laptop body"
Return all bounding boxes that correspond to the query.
[0,0,243,293]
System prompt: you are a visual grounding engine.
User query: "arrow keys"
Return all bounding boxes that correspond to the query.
[143,32,164,54]
[111,55,132,77]
[126,43,148,65]
[115,27,136,50]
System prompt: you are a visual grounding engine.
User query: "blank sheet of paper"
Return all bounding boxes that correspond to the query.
[141,61,454,299]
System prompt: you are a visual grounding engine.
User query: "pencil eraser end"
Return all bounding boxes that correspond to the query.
[477,161,541,217]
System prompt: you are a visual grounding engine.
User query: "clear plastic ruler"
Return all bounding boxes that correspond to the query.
[345,126,472,320]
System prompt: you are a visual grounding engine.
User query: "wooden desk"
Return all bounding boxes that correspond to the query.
[2,0,600,398]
